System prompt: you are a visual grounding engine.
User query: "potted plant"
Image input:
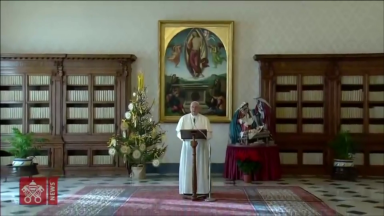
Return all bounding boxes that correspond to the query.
[330,130,357,165]
[235,150,262,183]
[329,130,357,180]
[2,128,47,167]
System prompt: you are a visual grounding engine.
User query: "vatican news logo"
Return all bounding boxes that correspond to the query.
[19,177,58,205]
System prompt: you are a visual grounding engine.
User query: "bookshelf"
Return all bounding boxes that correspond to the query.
[64,75,117,135]
[61,54,135,176]
[66,150,89,166]
[33,149,50,167]
[1,72,54,175]
[274,75,326,134]
[91,148,114,167]
[256,53,384,176]
[27,75,51,134]
[0,75,24,134]
[93,75,116,134]
[368,75,384,134]
[301,75,325,134]
[339,75,364,133]
[0,54,136,177]
[275,75,298,133]
[65,75,90,134]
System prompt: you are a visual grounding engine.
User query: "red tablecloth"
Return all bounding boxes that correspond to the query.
[224,145,282,181]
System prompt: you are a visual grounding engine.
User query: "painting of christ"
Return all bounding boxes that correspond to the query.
[159,20,234,123]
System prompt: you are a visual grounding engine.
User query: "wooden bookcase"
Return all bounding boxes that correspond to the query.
[0,54,136,176]
[368,75,384,134]
[255,53,384,176]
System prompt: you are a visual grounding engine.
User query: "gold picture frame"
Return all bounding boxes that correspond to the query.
[158,20,234,123]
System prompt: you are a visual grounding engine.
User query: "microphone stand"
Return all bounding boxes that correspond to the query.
[193,119,216,202]
[205,142,216,202]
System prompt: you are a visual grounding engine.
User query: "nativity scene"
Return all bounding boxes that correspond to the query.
[229,98,273,145]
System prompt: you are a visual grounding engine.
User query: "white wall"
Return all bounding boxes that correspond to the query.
[1,1,383,163]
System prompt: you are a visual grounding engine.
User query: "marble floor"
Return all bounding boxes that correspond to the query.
[1,175,384,216]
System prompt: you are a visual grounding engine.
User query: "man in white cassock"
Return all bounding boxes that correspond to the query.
[176,101,212,196]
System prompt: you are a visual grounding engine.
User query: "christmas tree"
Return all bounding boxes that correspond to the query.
[107,72,167,168]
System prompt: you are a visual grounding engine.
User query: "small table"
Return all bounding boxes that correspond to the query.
[3,163,39,182]
[224,145,282,182]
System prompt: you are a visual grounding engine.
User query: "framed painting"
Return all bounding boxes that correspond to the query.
[158,20,234,123]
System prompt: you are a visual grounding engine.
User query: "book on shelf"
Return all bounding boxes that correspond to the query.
[33,156,49,165]
[276,124,297,133]
[0,91,23,101]
[276,76,297,85]
[341,90,363,101]
[302,76,323,85]
[28,76,50,85]
[1,107,23,119]
[94,76,115,86]
[369,125,384,134]
[0,75,23,86]
[369,75,384,85]
[67,107,89,119]
[369,92,384,101]
[276,91,298,101]
[67,76,89,85]
[0,125,22,134]
[276,107,297,118]
[29,91,49,101]
[94,90,115,102]
[369,107,384,118]
[68,156,88,165]
[29,124,50,133]
[302,124,323,133]
[93,155,113,165]
[302,107,323,118]
[30,107,50,119]
[94,124,114,133]
[341,76,363,85]
[302,90,323,101]
[67,90,89,101]
[1,156,14,165]
[94,107,115,119]
[341,107,363,119]
[340,124,363,133]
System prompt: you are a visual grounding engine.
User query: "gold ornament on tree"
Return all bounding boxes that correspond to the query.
[120,120,128,130]
[120,120,129,138]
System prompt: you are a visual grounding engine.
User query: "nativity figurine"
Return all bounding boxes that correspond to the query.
[229,98,272,145]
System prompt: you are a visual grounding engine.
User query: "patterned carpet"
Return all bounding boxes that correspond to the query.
[37,186,340,216]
